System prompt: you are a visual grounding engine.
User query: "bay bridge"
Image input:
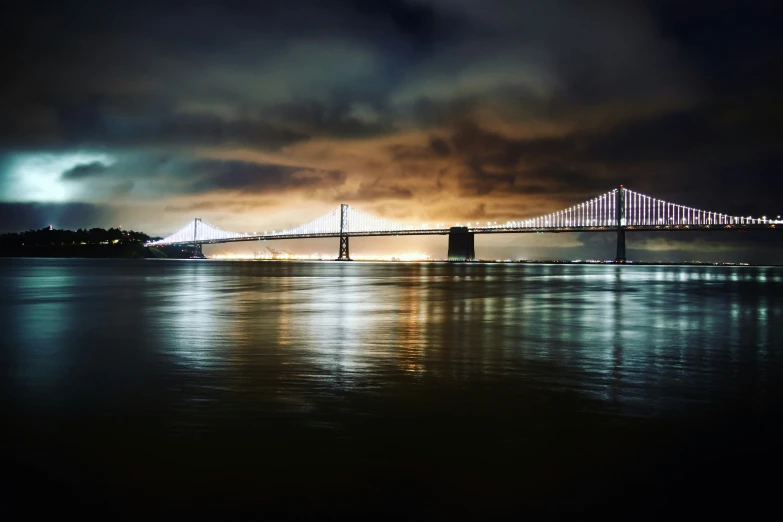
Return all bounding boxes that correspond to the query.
[146,186,780,262]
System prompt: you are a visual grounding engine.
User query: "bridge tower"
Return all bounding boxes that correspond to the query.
[337,204,351,261]
[447,227,475,261]
[192,218,203,257]
[615,187,626,263]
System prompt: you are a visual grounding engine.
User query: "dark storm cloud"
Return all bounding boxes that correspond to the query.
[651,1,783,92]
[389,136,451,161]
[48,152,345,199]
[0,109,312,150]
[260,101,393,140]
[61,161,110,180]
[153,115,310,149]
[187,160,343,194]
[163,200,277,213]
[0,0,449,149]
[443,122,623,197]
[404,96,482,129]
[85,155,346,197]
[386,122,616,198]
[394,95,781,213]
[336,179,414,202]
[110,181,135,198]
[0,0,697,150]
[428,137,451,157]
[583,100,782,166]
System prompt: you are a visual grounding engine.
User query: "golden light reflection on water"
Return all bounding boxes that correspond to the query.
[3,260,781,418]
[398,272,425,375]
[284,264,775,405]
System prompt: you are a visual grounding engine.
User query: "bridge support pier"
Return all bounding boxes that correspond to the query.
[337,235,350,261]
[448,227,475,261]
[616,229,626,264]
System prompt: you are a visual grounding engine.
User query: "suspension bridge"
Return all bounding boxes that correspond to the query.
[146,186,780,261]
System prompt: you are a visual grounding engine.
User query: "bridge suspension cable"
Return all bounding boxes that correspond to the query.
[269,208,341,236]
[478,189,618,230]
[474,187,767,230]
[147,218,248,245]
[620,188,756,227]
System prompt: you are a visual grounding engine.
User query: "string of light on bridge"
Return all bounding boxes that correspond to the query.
[146,187,780,246]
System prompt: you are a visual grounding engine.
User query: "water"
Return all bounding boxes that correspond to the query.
[2,259,782,520]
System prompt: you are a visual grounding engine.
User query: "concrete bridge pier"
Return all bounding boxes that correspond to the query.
[448,227,475,261]
[616,228,626,264]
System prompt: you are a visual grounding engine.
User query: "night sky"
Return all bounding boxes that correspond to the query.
[1,0,781,261]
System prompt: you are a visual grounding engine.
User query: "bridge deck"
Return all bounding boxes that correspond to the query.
[154,224,778,246]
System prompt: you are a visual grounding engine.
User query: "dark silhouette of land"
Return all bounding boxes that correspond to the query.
[0,227,163,258]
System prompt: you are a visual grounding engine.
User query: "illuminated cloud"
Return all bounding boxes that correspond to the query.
[2,153,115,202]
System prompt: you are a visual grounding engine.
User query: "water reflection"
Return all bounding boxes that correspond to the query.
[2,259,783,517]
[4,261,76,402]
[2,260,781,420]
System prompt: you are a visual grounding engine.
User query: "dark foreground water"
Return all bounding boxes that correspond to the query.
[2,259,782,520]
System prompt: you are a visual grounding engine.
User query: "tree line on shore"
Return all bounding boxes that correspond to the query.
[0,227,156,248]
